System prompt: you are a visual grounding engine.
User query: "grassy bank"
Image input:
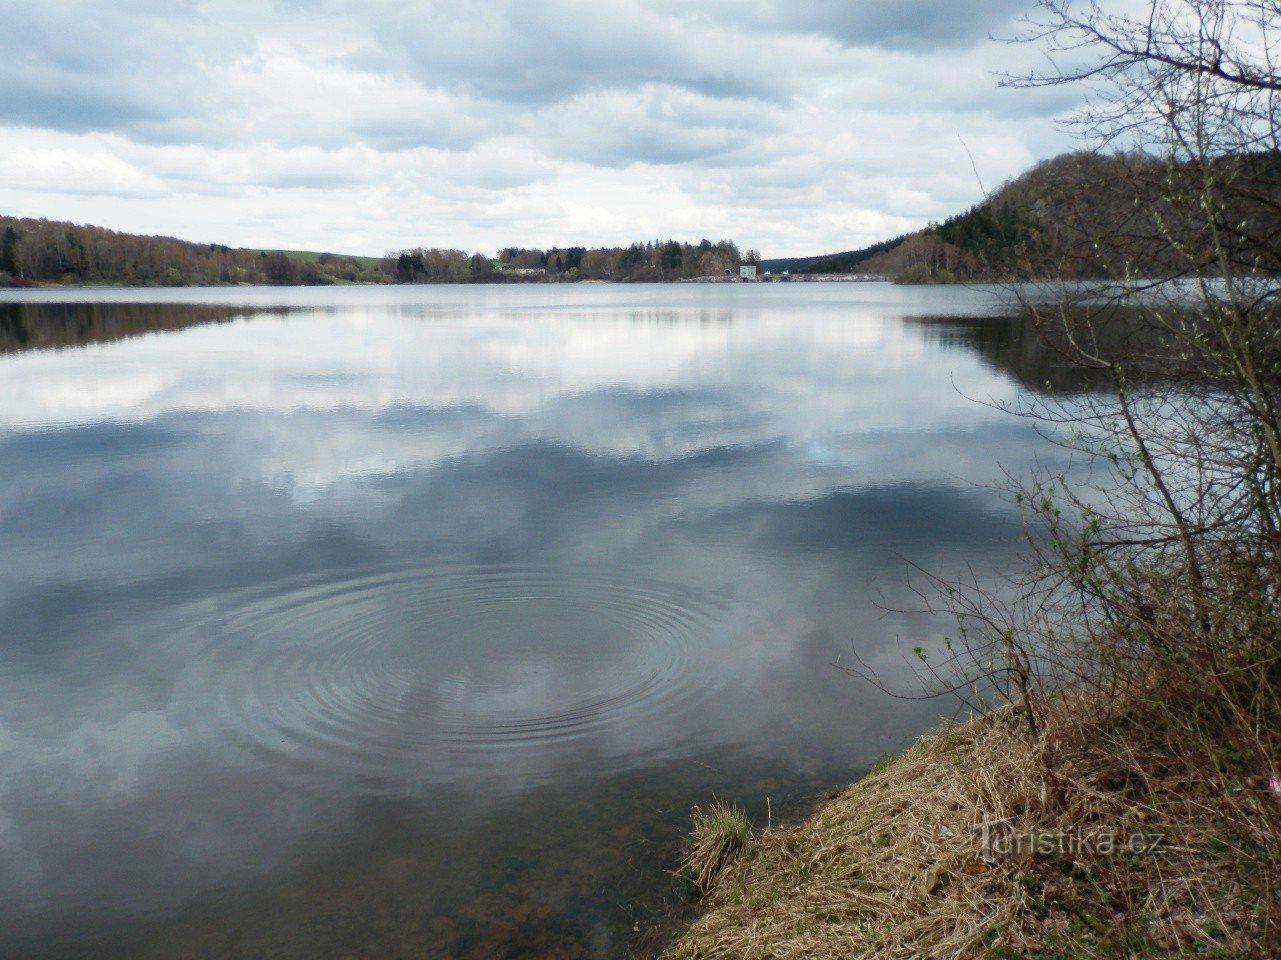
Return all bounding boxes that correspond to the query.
[668,687,1279,959]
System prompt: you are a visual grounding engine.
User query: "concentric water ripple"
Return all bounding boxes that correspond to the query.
[179,563,721,777]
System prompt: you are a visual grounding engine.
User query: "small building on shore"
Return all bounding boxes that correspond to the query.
[740,265,758,280]
[490,261,546,277]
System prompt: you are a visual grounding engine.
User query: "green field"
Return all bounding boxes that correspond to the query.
[254,248,386,267]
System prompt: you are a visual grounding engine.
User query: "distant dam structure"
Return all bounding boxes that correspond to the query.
[682,271,890,283]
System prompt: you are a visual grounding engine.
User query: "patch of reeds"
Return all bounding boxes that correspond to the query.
[681,801,752,899]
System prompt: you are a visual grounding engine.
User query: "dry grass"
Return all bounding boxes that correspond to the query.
[668,688,1281,959]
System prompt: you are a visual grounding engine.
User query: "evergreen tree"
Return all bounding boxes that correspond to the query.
[0,226,19,276]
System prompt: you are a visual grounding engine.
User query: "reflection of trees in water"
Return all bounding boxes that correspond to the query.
[904,307,1164,395]
[626,309,734,326]
[0,302,293,355]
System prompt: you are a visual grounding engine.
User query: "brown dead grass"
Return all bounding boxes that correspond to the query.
[667,689,1281,959]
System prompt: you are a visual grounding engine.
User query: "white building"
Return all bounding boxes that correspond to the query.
[740,264,758,280]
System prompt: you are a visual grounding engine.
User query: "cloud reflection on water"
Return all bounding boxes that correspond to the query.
[0,284,1066,959]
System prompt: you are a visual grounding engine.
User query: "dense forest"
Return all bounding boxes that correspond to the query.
[783,150,1281,283]
[761,235,907,275]
[0,215,749,287]
[0,217,391,286]
[392,239,748,283]
[792,151,1281,284]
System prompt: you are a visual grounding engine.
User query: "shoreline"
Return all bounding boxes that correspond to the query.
[0,274,898,292]
[662,691,1275,959]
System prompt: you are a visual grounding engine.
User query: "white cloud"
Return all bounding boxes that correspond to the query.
[0,143,168,198]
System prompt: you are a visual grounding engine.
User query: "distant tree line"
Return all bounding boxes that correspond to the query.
[391,239,746,283]
[0,216,393,287]
[0,216,751,287]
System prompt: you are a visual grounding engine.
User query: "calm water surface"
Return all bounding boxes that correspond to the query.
[0,283,1064,958]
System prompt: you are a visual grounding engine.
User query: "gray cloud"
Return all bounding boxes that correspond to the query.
[0,0,1036,140]
[525,84,784,168]
[758,0,1034,50]
[0,2,248,135]
[0,82,162,134]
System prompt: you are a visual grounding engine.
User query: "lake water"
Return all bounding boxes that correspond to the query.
[0,283,1063,959]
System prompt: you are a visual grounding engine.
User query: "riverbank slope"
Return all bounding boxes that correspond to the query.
[667,687,1278,959]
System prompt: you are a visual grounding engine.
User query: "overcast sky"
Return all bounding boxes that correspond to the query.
[0,0,1081,257]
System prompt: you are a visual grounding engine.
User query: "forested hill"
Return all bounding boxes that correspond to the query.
[0,215,752,286]
[855,152,1119,282]
[0,216,391,286]
[784,150,1281,283]
[761,236,906,275]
